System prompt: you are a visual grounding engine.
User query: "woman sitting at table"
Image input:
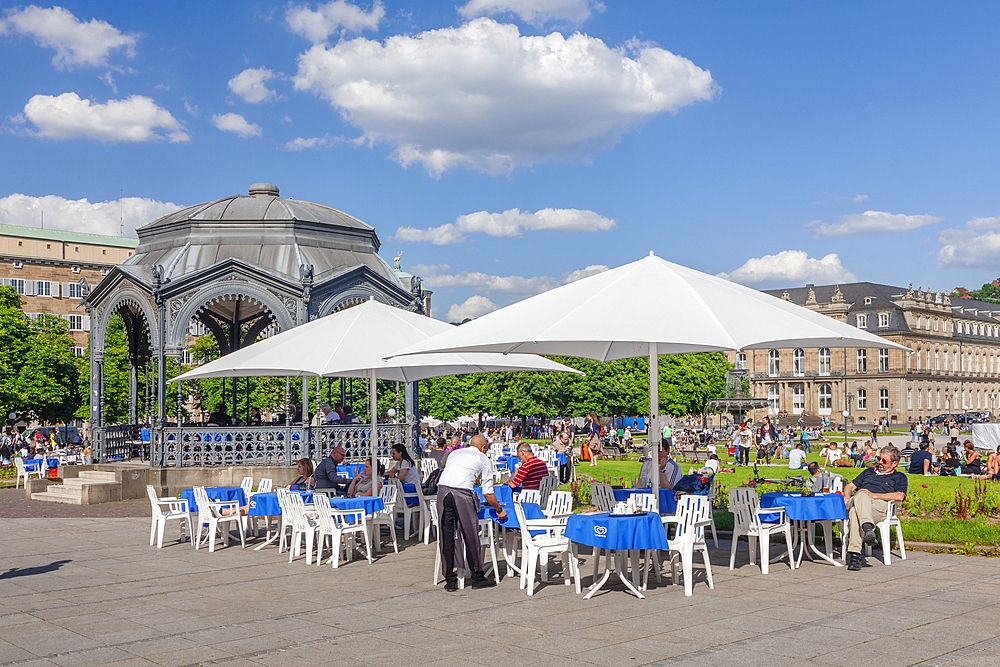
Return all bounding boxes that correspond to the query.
[348,460,385,497]
[385,443,420,485]
[289,458,315,490]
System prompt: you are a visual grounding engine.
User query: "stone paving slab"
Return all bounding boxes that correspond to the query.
[1,516,999,667]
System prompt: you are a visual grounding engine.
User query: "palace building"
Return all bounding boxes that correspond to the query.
[731,282,1000,425]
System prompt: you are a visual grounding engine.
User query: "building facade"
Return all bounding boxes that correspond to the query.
[730,282,1000,425]
[0,224,138,352]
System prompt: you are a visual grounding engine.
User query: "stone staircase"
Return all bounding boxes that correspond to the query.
[31,470,122,505]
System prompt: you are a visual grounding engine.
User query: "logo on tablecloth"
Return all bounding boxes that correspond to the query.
[594,525,607,537]
[249,500,256,509]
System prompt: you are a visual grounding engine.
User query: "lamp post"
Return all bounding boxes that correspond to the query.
[842,410,849,449]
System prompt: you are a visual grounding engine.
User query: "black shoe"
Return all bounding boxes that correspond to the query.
[862,524,877,547]
[471,577,496,589]
[847,553,861,571]
[444,580,458,592]
[860,556,872,567]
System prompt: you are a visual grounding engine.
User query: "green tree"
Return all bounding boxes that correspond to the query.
[18,314,83,424]
[0,286,31,418]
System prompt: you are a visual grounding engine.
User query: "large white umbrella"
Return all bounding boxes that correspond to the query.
[173,298,580,491]
[389,252,909,510]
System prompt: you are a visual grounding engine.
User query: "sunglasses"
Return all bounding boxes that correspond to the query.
[879,457,893,464]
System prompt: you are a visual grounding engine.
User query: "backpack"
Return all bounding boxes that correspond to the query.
[673,474,711,495]
[422,468,442,496]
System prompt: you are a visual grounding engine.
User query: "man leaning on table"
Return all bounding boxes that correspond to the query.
[437,434,507,592]
[843,446,908,571]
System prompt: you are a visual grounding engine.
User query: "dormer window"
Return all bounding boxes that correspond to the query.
[878,313,889,328]
[864,297,874,305]
[857,314,868,328]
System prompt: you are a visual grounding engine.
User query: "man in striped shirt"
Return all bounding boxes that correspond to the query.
[504,443,549,490]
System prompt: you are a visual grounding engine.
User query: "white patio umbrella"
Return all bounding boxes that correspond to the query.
[173,298,580,492]
[389,252,909,510]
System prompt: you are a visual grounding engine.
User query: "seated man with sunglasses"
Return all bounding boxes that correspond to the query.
[843,446,908,571]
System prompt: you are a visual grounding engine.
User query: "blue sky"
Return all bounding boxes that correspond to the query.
[2,1,1000,321]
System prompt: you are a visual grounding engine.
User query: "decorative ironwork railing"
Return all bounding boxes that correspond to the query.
[102,423,149,462]
[152,423,409,467]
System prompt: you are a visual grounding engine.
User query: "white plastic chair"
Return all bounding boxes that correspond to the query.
[728,487,794,574]
[240,476,254,499]
[513,502,574,596]
[285,492,319,564]
[543,490,573,519]
[538,475,558,506]
[275,488,295,553]
[589,483,616,513]
[313,494,372,568]
[395,479,423,539]
[429,500,499,589]
[192,486,245,552]
[859,500,906,565]
[655,495,715,597]
[146,485,191,548]
[257,478,273,493]
[14,458,43,489]
[518,489,541,506]
[705,476,719,548]
[371,481,399,553]
[419,457,438,482]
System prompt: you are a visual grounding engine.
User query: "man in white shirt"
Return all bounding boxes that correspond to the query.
[638,444,682,490]
[821,444,842,466]
[788,443,808,470]
[437,434,507,591]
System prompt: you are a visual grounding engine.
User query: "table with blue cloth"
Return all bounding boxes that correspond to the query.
[247,491,313,517]
[612,488,678,515]
[496,455,520,474]
[328,496,384,515]
[179,487,246,514]
[564,512,669,599]
[21,458,59,471]
[760,492,847,567]
[473,485,516,504]
[337,464,365,479]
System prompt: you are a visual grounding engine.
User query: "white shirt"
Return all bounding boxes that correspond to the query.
[393,460,420,485]
[788,449,807,469]
[823,447,842,466]
[638,457,682,488]
[705,459,720,474]
[438,446,494,495]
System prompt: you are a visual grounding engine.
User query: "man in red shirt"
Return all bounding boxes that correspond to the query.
[504,443,549,490]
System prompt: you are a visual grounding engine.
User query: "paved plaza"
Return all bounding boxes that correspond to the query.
[1,517,999,667]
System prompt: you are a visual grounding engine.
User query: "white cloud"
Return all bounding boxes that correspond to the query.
[562,264,608,283]
[284,135,329,150]
[395,207,615,244]
[22,92,188,142]
[810,210,941,237]
[228,67,277,104]
[286,1,385,42]
[457,0,604,25]
[0,193,181,237]
[211,112,262,137]
[446,295,498,322]
[0,5,137,69]
[417,262,608,295]
[718,250,856,286]
[293,18,718,176]
[938,217,1000,269]
[837,193,868,203]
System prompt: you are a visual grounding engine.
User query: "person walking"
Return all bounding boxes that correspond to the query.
[586,412,604,466]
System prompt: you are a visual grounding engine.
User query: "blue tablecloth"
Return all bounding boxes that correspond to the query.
[497,456,519,474]
[337,464,365,478]
[21,458,59,469]
[480,501,546,533]
[247,491,313,516]
[760,492,847,522]
[473,485,515,504]
[329,496,384,515]
[612,488,678,515]
[564,512,669,551]
[179,487,246,514]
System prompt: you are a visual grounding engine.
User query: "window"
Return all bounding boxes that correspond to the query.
[857,388,867,410]
[818,348,831,375]
[936,389,941,409]
[857,314,868,328]
[917,388,922,409]
[768,384,780,414]
[736,353,746,370]
[792,384,805,413]
[65,283,82,299]
[768,349,780,376]
[35,280,52,297]
[907,388,912,410]
[857,349,867,373]
[916,349,921,370]
[935,349,939,371]
[818,383,832,414]
[879,313,889,327]
[71,347,85,357]
[879,348,889,372]
[793,348,805,376]
[9,278,25,294]
[68,314,82,330]
[879,388,889,410]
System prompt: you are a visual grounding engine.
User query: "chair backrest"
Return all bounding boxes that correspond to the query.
[419,458,438,481]
[275,488,291,517]
[14,458,25,473]
[285,493,311,530]
[240,477,254,498]
[626,492,657,514]
[728,487,761,531]
[544,490,573,518]
[146,485,161,513]
[380,480,398,512]
[312,493,336,534]
[672,495,711,545]
[538,475,558,506]
[258,478,273,493]
[428,499,438,528]
[830,476,844,493]
[519,489,541,505]
[590,483,616,513]
[192,487,211,516]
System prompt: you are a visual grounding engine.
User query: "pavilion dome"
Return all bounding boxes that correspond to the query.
[120,183,402,287]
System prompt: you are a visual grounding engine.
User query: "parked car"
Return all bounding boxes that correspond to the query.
[966,412,990,424]
[929,413,965,425]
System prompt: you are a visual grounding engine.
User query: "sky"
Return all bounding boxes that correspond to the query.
[2,1,1000,323]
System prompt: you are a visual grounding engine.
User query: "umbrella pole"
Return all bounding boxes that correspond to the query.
[649,342,660,513]
[370,370,379,496]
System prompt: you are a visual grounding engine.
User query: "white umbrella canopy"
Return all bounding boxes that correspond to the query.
[388,252,908,360]
[389,252,910,512]
[172,298,580,383]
